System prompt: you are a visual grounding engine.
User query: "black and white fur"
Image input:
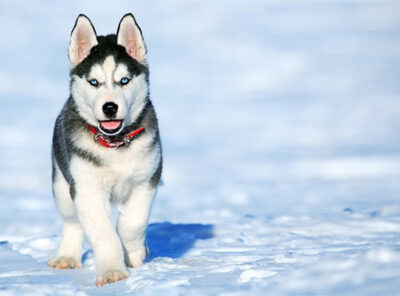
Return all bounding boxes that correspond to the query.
[49,14,162,286]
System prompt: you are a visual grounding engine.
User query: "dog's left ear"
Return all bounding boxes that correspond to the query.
[69,15,98,67]
[117,13,147,63]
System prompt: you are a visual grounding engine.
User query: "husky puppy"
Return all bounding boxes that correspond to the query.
[48,14,162,286]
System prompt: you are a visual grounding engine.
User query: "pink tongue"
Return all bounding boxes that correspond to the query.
[100,121,121,130]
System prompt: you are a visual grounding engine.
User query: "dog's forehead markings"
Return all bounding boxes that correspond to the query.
[89,64,105,81]
[114,63,129,80]
[102,55,116,76]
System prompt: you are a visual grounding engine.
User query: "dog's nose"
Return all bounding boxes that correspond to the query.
[102,102,118,118]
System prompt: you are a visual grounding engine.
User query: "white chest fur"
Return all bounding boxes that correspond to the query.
[70,128,161,204]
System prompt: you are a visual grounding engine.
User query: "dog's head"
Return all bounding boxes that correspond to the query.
[69,14,149,136]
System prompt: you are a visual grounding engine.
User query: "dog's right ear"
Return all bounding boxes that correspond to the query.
[117,13,147,64]
[68,14,98,67]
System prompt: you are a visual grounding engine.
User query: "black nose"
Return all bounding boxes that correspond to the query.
[102,102,118,118]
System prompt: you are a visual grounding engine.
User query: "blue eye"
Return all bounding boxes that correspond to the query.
[120,77,130,85]
[88,79,99,87]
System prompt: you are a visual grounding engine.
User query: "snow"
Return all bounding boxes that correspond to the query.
[0,0,400,295]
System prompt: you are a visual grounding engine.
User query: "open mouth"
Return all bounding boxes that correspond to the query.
[99,120,123,135]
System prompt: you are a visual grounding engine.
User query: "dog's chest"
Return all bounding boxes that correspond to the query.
[105,148,148,200]
[75,131,159,201]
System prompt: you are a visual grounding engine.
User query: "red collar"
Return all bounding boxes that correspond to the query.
[88,124,145,148]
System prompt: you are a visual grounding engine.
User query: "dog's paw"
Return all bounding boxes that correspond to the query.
[48,256,82,269]
[125,248,147,268]
[96,269,129,286]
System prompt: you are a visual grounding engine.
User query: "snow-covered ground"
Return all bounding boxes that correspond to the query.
[1,0,400,295]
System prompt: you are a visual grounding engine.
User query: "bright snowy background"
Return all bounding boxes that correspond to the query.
[0,0,400,295]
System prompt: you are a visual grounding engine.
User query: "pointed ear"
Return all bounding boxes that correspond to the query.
[68,14,98,67]
[117,13,147,63]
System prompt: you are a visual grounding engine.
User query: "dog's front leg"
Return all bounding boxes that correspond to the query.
[49,161,84,269]
[118,183,156,268]
[72,159,129,286]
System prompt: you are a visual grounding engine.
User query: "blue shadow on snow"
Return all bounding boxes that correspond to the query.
[146,222,214,261]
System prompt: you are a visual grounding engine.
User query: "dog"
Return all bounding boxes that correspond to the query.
[48,13,162,286]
